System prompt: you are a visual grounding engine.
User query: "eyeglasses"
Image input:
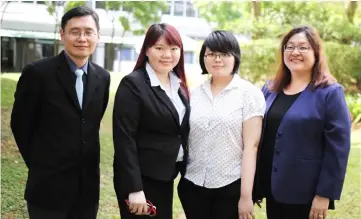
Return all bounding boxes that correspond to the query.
[204,52,232,60]
[68,30,97,39]
[284,44,311,53]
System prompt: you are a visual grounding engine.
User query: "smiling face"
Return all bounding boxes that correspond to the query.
[146,36,181,74]
[284,32,315,76]
[204,48,235,78]
[60,15,99,61]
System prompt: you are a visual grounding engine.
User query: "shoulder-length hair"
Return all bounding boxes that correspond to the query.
[133,23,189,99]
[270,25,336,92]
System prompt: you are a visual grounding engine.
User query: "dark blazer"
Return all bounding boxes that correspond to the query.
[254,82,351,204]
[11,51,110,210]
[112,68,190,197]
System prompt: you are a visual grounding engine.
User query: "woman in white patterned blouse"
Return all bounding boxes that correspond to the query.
[177,30,266,219]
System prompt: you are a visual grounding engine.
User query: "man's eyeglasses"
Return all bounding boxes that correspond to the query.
[204,52,233,60]
[284,44,311,53]
[68,31,97,39]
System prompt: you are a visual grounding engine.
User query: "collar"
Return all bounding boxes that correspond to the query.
[146,62,181,91]
[64,50,88,74]
[202,74,242,91]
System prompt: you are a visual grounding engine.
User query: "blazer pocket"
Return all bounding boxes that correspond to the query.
[137,139,164,151]
[300,157,321,163]
[301,156,315,160]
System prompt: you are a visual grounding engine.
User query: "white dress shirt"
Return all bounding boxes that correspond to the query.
[184,74,266,188]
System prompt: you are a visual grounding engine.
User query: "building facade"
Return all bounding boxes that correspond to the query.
[1,0,212,75]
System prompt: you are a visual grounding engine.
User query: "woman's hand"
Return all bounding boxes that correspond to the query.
[309,195,329,219]
[128,191,150,215]
[238,196,255,219]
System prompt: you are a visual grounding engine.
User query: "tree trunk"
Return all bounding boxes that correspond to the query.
[104,43,115,71]
[252,1,261,18]
[53,40,60,56]
[346,1,358,23]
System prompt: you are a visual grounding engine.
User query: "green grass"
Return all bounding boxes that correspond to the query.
[0,74,184,219]
[1,78,28,219]
[1,74,360,219]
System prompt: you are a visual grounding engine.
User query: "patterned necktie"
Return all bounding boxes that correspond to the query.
[74,69,84,109]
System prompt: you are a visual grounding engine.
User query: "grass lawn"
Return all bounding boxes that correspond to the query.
[1,73,360,219]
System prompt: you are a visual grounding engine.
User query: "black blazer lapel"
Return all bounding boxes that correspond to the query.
[179,88,190,128]
[151,86,180,125]
[83,62,100,110]
[55,51,81,110]
[141,68,180,126]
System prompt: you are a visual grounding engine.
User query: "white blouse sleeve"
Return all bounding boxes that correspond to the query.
[242,86,266,121]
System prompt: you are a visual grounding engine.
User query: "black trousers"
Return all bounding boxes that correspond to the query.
[266,194,312,219]
[27,202,99,219]
[178,177,241,219]
[118,175,174,219]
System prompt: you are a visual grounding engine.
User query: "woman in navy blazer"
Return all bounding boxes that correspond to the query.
[254,25,351,219]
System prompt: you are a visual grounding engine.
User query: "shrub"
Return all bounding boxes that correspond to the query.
[345,93,361,123]
[325,42,361,93]
[239,39,278,87]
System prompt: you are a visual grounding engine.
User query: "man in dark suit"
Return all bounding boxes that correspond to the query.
[10,6,110,219]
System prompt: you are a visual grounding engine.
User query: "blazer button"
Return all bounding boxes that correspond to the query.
[82,119,86,124]
[82,140,86,145]
[273,167,278,172]
[275,150,280,155]
[277,132,282,137]
[177,135,181,139]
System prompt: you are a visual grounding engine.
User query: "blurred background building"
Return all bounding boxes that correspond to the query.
[1,0,213,74]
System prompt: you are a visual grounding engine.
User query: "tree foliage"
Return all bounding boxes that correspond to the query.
[93,1,166,71]
[95,1,167,36]
[45,0,64,56]
[196,1,361,45]
[64,1,85,13]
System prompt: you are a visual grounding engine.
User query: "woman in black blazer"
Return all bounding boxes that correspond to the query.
[112,23,190,219]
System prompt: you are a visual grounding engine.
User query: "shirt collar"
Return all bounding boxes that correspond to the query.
[64,50,88,74]
[146,62,181,90]
[224,74,242,90]
[202,74,242,91]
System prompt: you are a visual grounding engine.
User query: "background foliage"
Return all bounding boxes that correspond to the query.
[195,1,361,120]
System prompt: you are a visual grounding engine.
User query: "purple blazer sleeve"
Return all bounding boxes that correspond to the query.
[316,85,351,200]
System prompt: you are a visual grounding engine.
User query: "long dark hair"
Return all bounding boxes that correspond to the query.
[133,23,189,99]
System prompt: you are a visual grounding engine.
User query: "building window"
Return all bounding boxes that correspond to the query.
[122,4,133,12]
[42,44,53,58]
[96,1,106,9]
[186,1,196,17]
[184,51,194,64]
[163,1,172,15]
[118,47,136,61]
[174,0,184,16]
[54,1,66,6]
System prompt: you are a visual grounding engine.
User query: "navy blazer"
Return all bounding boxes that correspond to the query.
[255,82,351,204]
